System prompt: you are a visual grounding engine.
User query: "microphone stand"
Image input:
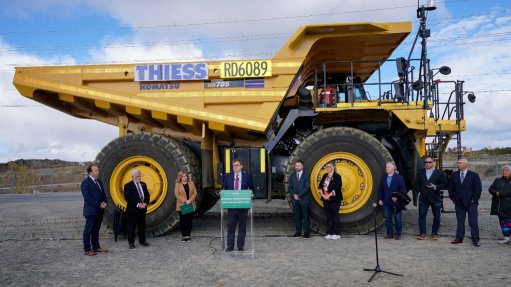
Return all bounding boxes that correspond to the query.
[363,203,403,282]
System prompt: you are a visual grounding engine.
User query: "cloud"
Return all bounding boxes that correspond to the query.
[88,37,204,63]
[425,9,511,149]
[82,0,417,62]
[0,37,116,162]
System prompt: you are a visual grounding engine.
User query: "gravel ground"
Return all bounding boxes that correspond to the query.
[0,186,510,287]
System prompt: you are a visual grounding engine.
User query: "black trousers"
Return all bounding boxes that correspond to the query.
[178,211,193,237]
[455,203,479,241]
[227,208,248,250]
[324,201,341,235]
[127,209,146,245]
[292,199,310,235]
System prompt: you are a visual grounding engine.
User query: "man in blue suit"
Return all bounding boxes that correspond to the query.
[378,162,407,240]
[81,163,108,256]
[288,160,311,238]
[222,159,254,251]
[448,158,482,246]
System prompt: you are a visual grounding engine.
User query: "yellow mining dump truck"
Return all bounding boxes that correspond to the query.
[13,17,472,235]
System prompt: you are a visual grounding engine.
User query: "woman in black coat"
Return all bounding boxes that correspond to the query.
[318,162,343,240]
[488,165,511,244]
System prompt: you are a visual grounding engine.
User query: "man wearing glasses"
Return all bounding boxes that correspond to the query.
[222,159,254,251]
[416,157,448,240]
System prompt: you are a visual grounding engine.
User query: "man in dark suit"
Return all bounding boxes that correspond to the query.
[81,163,108,256]
[448,158,482,246]
[222,159,254,251]
[378,162,407,240]
[416,157,448,240]
[124,169,150,249]
[289,160,311,238]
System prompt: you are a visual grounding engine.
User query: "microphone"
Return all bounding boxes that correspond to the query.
[372,203,377,208]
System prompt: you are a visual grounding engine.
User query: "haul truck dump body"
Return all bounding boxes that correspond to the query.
[13,21,469,235]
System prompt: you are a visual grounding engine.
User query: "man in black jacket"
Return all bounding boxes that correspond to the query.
[416,157,448,240]
[124,169,150,249]
[448,158,482,246]
[288,160,311,238]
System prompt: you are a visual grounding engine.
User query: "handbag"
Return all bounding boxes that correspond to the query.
[180,203,195,215]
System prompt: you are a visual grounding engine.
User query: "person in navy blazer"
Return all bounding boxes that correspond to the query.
[81,163,108,256]
[288,160,311,238]
[124,169,150,249]
[448,158,482,246]
[222,159,254,251]
[378,162,407,240]
[416,156,448,240]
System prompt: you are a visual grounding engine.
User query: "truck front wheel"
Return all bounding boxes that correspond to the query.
[96,132,200,236]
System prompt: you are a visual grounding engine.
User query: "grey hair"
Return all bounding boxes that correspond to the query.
[386,162,396,170]
[325,161,336,171]
[131,169,141,176]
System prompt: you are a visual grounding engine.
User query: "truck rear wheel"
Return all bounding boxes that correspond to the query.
[96,132,200,236]
[286,127,392,234]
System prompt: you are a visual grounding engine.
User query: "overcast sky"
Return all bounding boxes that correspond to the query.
[0,0,510,162]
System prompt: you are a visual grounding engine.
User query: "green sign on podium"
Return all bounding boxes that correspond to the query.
[220,190,252,209]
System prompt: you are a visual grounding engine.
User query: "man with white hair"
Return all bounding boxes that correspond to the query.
[124,169,150,249]
[448,158,482,246]
[378,162,407,240]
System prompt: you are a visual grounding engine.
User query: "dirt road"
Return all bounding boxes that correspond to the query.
[0,188,510,286]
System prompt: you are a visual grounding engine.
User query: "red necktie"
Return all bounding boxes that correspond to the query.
[235,174,239,190]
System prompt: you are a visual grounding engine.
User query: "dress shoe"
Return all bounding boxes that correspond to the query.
[417,234,427,240]
[472,240,480,247]
[385,234,394,239]
[431,234,439,240]
[395,235,401,240]
[238,248,244,251]
[129,244,136,249]
[140,242,150,247]
[225,248,233,252]
[303,234,310,239]
[451,238,463,244]
[93,247,108,253]
[289,233,301,238]
[84,251,96,256]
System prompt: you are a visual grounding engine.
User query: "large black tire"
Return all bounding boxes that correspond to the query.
[286,127,393,234]
[96,133,200,236]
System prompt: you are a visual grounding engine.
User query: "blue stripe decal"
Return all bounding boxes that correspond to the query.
[244,79,264,88]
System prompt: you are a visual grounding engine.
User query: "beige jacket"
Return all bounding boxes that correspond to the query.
[174,182,197,211]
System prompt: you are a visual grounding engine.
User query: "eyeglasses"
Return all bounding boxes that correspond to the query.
[424,161,433,163]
